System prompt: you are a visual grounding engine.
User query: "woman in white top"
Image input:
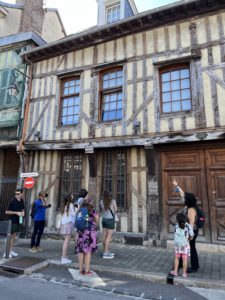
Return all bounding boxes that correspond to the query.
[60,194,76,264]
[100,191,117,259]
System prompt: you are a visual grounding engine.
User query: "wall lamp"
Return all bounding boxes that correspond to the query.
[7,68,29,97]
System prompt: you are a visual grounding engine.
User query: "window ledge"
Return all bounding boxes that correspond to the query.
[160,110,193,118]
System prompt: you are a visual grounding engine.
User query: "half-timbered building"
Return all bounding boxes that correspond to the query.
[21,0,225,244]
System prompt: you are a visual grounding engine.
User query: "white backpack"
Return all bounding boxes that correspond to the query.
[174,226,188,247]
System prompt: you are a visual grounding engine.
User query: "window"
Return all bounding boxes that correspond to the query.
[106,4,120,24]
[103,148,126,208]
[60,152,83,203]
[100,68,123,122]
[60,77,80,126]
[160,65,192,113]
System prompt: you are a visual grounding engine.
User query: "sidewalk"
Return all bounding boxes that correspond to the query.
[1,237,225,290]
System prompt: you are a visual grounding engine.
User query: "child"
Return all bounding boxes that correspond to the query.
[170,213,194,277]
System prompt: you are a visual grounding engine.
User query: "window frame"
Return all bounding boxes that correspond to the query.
[106,3,120,24]
[159,63,192,114]
[59,76,81,127]
[99,66,123,123]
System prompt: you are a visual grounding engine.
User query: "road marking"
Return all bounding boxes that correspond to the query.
[68,268,106,287]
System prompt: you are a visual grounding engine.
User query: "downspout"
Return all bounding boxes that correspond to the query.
[17,55,34,174]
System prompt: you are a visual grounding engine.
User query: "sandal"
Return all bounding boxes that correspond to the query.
[84,271,93,276]
[170,271,178,276]
[182,273,188,278]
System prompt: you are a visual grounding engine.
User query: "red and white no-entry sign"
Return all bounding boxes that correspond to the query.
[24,177,35,189]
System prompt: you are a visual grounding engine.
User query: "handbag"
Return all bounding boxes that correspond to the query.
[109,208,119,223]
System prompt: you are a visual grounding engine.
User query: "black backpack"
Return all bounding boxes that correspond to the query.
[30,202,36,219]
[196,207,205,229]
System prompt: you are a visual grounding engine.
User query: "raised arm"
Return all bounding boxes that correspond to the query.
[172,179,185,202]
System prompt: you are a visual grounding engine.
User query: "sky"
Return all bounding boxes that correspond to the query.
[5,0,179,34]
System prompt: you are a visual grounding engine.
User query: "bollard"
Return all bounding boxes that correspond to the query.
[5,220,12,259]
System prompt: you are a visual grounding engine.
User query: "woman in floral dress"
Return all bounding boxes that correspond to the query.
[75,197,99,275]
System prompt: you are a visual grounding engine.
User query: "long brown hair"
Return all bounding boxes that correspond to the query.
[102,190,112,210]
[61,194,73,215]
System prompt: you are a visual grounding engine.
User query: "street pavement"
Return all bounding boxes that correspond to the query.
[0,237,225,291]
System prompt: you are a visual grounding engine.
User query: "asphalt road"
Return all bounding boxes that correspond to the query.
[0,266,225,300]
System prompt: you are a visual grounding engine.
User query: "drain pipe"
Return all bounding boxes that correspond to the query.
[17,56,34,238]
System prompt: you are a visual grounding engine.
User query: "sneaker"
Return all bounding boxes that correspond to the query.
[61,257,72,264]
[35,247,43,252]
[84,271,93,276]
[10,251,18,257]
[3,252,12,258]
[29,247,38,253]
[170,271,178,276]
[103,252,114,259]
[182,273,188,278]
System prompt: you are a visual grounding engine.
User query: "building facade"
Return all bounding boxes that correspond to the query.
[0,0,66,220]
[22,0,225,244]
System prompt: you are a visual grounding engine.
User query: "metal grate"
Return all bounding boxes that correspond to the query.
[103,148,126,208]
[60,152,83,203]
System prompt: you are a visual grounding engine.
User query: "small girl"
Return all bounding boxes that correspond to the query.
[60,194,76,264]
[170,213,194,277]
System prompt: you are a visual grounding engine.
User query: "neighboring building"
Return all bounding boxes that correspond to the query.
[22,0,225,245]
[96,0,137,26]
[0,0,66,220]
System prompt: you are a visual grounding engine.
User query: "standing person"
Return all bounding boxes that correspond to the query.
[75,197,99,275]
[170,213,194,277]
[29,191,51,253]
[60,194,76,264]
[100,190,117,259]
[172,179,200,273]
[74,188,88,208]
[5,189,25,258]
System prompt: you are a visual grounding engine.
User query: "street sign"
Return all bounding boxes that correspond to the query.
[24,177,35,189]
[20,172,39,178]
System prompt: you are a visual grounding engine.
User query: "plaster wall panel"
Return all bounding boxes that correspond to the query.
[202,72,215,128]
[168,25,177,50]
[136,33,143,56]
[173,117,182,131]
[209,15,220,41]
[84,47,94,66]
[157,27,166,52]
[196,19,207,44]
[106,41,114,62]
[97,44,104,64]
[160,119,169,132]
[117,38,125,60]
[180,22,191,48]
[146,30,154,54]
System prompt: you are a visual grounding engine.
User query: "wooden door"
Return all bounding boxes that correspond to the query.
[206,149,225,243]
[161,149,211,242]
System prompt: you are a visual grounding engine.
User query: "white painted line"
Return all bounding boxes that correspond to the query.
[68,268,106,287]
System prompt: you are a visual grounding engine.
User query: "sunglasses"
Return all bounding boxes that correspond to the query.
[15,193,21,195]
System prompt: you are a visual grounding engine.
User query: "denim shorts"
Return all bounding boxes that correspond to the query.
[102,218,115,230]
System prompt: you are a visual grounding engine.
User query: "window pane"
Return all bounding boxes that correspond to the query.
[180,69,190,78]
[108,79,116,88]
[109,110,116,120]
[62,108,67,116]
[171,80,180,90]
[110,101,117,110]
[116,109,122,119]
[162,82,170,92]
[68,98,74,106]
[181,79,190,89]
[163,103,171,113]
[162,73,170,82]
[172,101,181,112]
[117,100,122,109]
[162,92,171,102]
[74,115,79,123]
[103,80,109,89]
[69,87,75,94]
[182,100,191,110]
[181,89,191,99]
[171,70,179,80]
[172,91,180,101]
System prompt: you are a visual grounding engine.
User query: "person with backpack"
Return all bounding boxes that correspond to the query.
[172,179,201,273]
[29,191,51,253]
[60,194,76,264]
[75,196,99,275]
[100,191,118,259]
[170,213,194,277]
[74,188,88,208]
